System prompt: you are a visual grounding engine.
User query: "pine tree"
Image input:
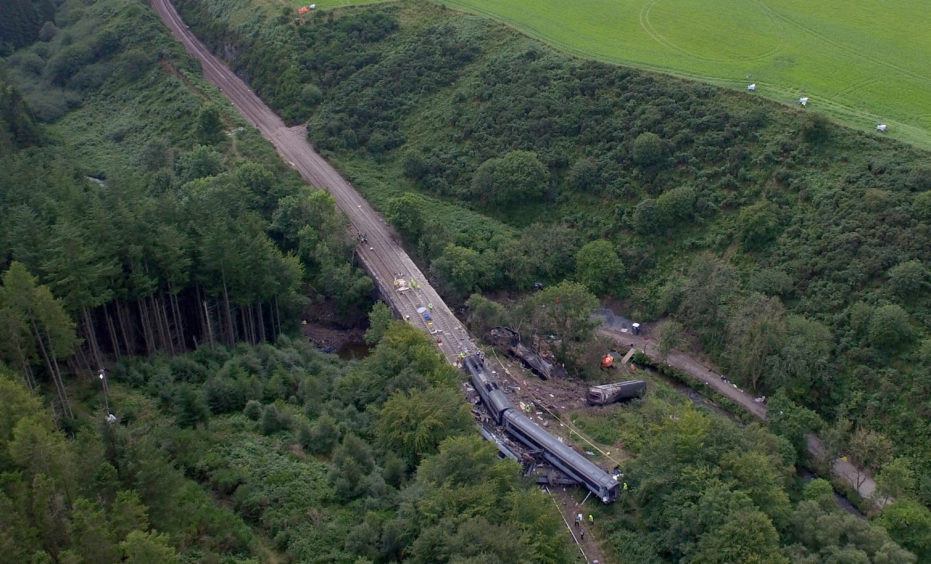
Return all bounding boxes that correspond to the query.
[0,263,77,419]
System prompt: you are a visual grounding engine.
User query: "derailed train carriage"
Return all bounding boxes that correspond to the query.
[464,355,619,503]
[587,380,646,406]
[484,327,568,380]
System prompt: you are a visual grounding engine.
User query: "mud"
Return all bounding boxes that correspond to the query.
[300,301,367,352]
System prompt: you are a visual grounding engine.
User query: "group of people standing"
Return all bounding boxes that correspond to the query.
[575,512,594,540]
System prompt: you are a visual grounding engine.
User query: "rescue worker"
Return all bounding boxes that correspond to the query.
[575,513,582,528]
[588,514,594,525]
[580,527,585,541]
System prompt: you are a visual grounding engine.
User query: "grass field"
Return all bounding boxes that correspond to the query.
[296,0,931,151]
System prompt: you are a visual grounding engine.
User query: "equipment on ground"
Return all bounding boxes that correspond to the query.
[601,354,614,369]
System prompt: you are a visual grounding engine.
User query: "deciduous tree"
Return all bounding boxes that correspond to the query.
[431,244,486,300]
[876,457,916,505]
[574,239,625,296]
[632,132,666,167]
[524,281,598,370]
[377,387,471,466]
[364,302,394,345]
[869,304,913,349]
[849,427,894,490]
[119,530,180,564]
[878,500,931,562]
[470,150,548,206]
[655,319,684,361]
[195,102,224,145]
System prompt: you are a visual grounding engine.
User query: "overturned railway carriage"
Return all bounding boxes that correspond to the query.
[465,355,619,503]
[587,380,646,405]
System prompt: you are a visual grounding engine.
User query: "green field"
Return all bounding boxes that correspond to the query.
[299,0,931,150]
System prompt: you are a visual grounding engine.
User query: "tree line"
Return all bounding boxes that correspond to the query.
[0,0,373,422]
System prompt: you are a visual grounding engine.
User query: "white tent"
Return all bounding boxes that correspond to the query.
[747,83,756,91]
[798,97,809,106]
[876,124,887,132]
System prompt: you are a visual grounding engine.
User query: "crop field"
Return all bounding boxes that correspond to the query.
[293,0,931,150]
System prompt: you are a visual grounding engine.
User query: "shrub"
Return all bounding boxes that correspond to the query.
[868,304,913,349]
[632,132,666,167]
[471,150,548,206]
[737,200,780,251]
[260,404,292,435]
[300,413,339,455]
[243,400,262,421]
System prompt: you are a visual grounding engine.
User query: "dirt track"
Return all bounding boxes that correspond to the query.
[151,0,474,366]
[598,323,880,502]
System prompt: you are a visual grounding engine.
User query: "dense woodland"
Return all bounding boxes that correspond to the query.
[1,0,930,561]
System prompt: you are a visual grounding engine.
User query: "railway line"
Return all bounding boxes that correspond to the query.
[150,0,475,365]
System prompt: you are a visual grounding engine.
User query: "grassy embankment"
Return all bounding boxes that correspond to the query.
[298,0,931,150]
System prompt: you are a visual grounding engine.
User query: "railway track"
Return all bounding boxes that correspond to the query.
[151,0,475,364]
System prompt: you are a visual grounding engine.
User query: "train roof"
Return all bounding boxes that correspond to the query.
[503,410,618,493]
